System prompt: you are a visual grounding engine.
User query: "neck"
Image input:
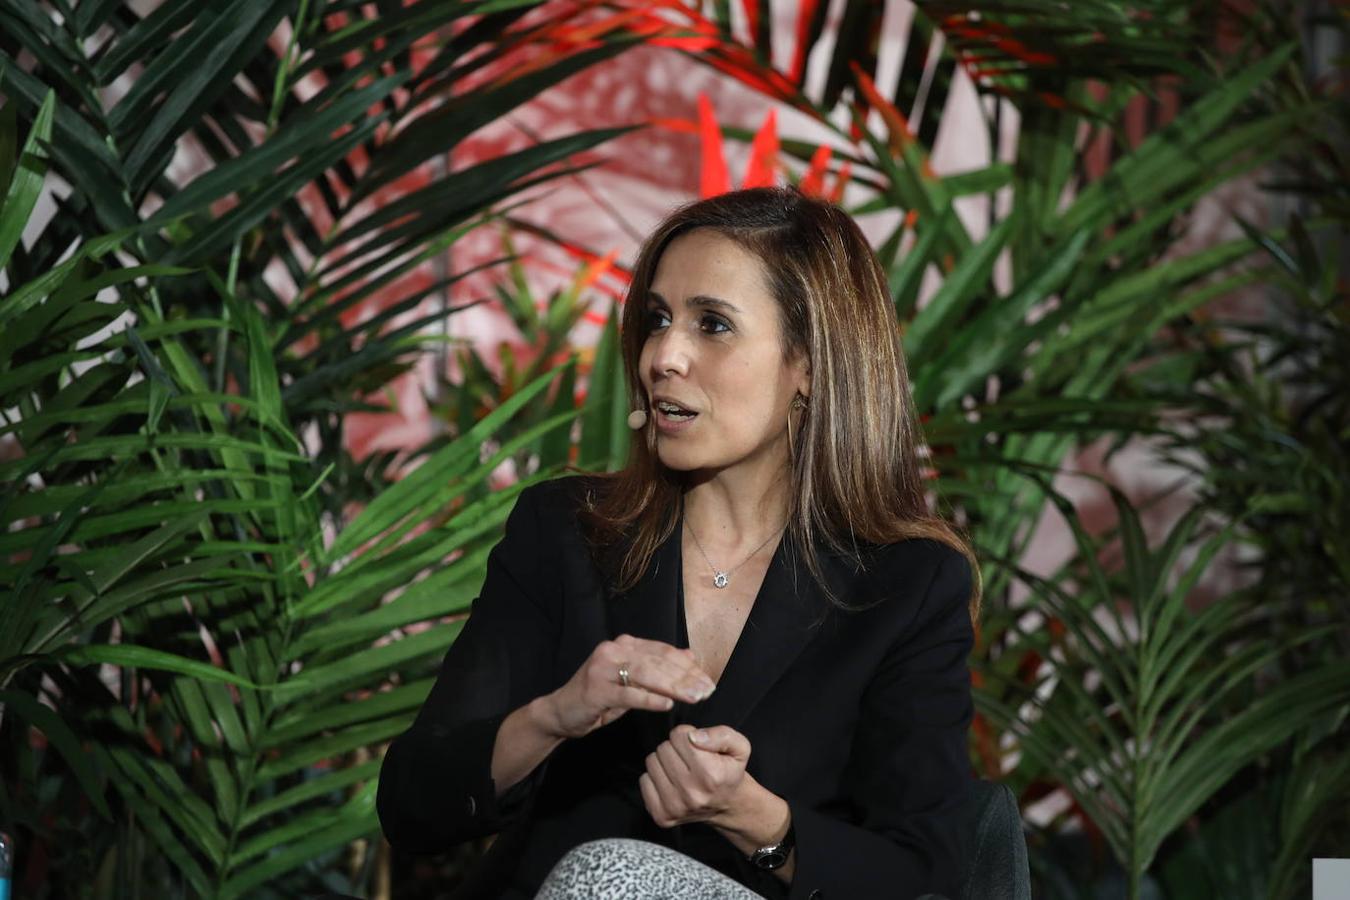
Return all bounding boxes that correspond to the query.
[682,462,791,552]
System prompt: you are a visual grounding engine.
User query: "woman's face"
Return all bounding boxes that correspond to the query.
[638,229,809,479]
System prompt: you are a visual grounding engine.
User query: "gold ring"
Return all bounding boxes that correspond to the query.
[618,665,631,688]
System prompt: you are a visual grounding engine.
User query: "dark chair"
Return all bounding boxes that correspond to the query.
[963,780,1031,900]
[921,779,1031,900]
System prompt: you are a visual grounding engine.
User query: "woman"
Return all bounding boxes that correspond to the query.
[378,187,979,899]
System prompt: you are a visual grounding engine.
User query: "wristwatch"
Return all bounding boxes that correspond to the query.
[747,822,795,870]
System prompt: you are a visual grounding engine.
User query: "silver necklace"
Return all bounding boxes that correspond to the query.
[684,519,785,589]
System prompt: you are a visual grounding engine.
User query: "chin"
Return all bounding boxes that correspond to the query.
[655,447,702,471]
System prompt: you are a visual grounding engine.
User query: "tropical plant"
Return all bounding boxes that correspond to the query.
[0,0,639,895]
[0,215,624,900]
[0,0,638,513]
[974,480,1350,899]
[435,229,633,476]
[1135,42,1350,893]
[0,193,579,898]
[3,0,1341,896]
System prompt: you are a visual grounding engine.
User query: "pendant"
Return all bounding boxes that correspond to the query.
[712,572,729,589]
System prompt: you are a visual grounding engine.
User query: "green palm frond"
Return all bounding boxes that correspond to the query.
[976,481,1350,896]
[0,3,642,894]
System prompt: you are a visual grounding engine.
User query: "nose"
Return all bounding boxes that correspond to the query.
[647,328,691,379]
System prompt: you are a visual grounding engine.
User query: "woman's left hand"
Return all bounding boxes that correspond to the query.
[639,724,751,828]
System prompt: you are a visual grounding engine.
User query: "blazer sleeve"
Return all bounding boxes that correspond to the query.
[377,483,561,853]
[788,547,975,900]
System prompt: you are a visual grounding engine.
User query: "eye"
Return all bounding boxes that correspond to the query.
[645,307,671,332]
[699,314,731,335]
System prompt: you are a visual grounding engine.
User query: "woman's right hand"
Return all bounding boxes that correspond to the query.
[537,634,716,740]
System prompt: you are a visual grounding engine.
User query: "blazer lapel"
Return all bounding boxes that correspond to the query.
[690,536,833,732]
[604,524,682,752]
[603,525,682,646]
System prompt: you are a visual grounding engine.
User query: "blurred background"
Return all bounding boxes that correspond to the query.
[1,1,1346,897]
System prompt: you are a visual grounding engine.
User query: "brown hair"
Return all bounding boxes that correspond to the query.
[580,186,980,619]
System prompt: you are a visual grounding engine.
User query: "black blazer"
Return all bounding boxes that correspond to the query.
[378,476,975,899]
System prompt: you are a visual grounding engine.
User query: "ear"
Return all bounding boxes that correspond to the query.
[792,353,811,399]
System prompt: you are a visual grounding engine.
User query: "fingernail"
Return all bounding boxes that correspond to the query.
[662,697,674,710]
[685,690,703,702]
[690,729,709,744]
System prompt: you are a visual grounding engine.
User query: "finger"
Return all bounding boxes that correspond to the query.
[644,750,684,816]
[613,683,675,713]
[638,772,672,828]
[688,725,752,761]
[623,649,714,704]
[656,738,692,783]
[657,738,704,808]
[592,659,674,713]
[622,661,698,703]
[599,645,679,700]
[668,727,734,799]
[667,724,708,771]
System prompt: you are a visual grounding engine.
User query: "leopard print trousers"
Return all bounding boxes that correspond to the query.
[535,838,764,899]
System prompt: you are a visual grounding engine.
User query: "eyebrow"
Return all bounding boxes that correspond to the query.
[647,291,742,315]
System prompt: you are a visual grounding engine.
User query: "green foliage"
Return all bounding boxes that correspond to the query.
[0,203,574,895]
[433,228,631,475]
[0,2,634,895]
[2,1,1344,898]
[976,484,1350,896]
[0,0,634,517]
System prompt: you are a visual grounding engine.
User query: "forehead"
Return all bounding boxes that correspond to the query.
[649,229,773,304]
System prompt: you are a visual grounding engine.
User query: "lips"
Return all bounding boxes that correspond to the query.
[655,399,697,419]
[652,396,698,432]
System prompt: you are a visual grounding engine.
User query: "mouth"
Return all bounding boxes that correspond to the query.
[654,398,698,423]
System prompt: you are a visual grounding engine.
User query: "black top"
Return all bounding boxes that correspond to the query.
[377,476,975,899]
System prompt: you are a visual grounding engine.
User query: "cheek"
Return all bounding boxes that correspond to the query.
[717,359,786,418]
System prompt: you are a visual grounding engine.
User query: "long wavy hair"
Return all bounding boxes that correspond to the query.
[579,186,979,619]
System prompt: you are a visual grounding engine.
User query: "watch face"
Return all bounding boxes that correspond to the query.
[752,848,787,870]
